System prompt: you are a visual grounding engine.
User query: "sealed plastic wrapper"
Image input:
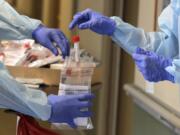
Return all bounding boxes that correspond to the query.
[0,40,34,66]
[0,40,61,67]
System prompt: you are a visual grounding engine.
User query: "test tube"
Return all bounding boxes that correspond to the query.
[72,36,80,63]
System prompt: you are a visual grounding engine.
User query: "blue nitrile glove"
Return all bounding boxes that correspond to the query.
[48,93,94,128]
[69,9,116,36]
[132,48,174,83]
[32,25,70,58]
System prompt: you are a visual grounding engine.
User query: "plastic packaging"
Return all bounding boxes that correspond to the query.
[17,114,59,135]
[52,36,96,130]
[0,40,34,66]
[0,40,61,67]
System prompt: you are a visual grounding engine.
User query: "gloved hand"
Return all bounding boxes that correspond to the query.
[69,9,116,36]
[32,25,70,58]
[48,93,94,128]
[132,48,174,82]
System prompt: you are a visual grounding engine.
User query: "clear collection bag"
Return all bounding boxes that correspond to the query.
[52,49,96,130]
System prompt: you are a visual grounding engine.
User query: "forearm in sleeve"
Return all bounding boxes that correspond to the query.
[0,0,41,40]
[110,17,178,58]
[0,63,51,121]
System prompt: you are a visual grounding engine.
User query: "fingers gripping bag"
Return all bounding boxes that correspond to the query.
[52,36,96,130]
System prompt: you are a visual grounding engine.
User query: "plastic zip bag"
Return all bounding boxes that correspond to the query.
[52,36,96,130]
[17,114,60,135]
[52,53,96,130]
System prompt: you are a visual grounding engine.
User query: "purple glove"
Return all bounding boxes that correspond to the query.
[132,48,174,82]
[32,25,70,58]
[69,9,116,36]
[48,94,94,128]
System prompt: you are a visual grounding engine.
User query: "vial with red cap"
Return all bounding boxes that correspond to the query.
[72,36,80,62]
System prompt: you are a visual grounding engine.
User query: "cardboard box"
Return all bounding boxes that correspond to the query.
[7,66,102,86]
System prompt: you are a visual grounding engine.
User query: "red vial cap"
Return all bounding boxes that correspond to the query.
[24,43,31,49]
[72,36,80,43]
[0,53,5,57]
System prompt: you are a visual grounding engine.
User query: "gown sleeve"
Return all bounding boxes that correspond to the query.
[0,62,51,121]
[0,0,41,40]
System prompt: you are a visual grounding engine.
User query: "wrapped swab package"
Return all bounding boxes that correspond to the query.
[52,36,96,130]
